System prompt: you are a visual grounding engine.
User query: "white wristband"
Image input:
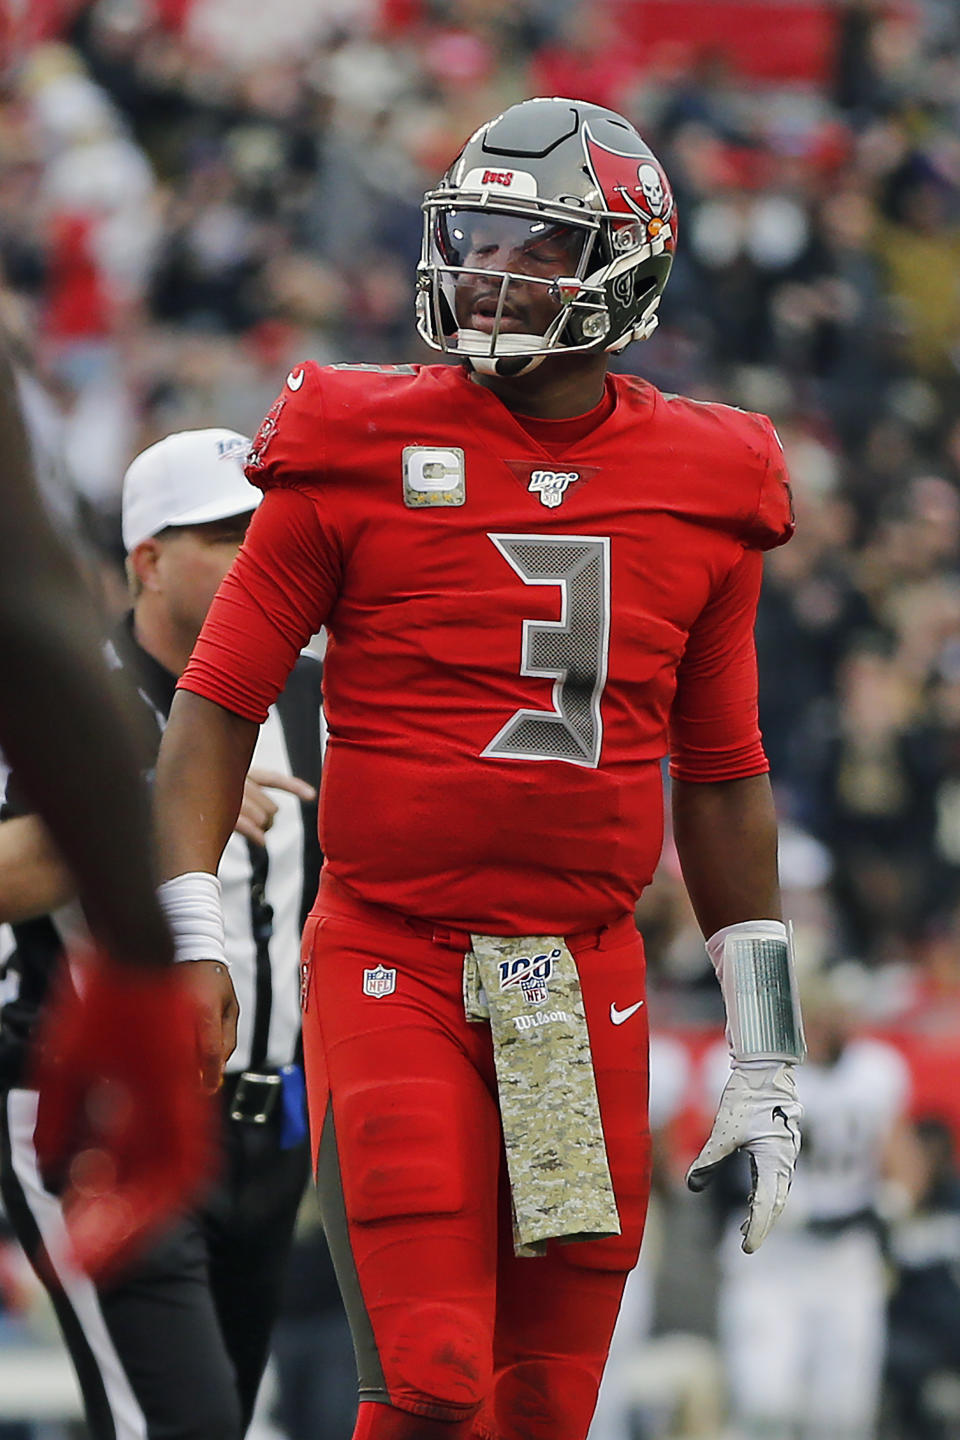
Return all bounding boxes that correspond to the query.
[157,871,229,967]
[705,919,805,1065]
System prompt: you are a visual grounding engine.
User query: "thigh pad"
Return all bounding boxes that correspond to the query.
[338,1079,469,1225]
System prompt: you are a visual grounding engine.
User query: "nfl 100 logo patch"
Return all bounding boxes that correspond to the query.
[528,470,579,508]
[498,948,561,1006]
[363,963,397,998]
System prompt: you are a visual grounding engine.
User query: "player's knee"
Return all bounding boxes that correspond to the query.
[388,1302,490,1417]
[338,1079,469,1222]
[490,1359,600,1440]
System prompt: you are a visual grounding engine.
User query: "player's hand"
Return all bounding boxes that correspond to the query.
[686,1062,802,1253]
[234,768,316,846]
[31,953,214,1282]
[181,959,239,1093]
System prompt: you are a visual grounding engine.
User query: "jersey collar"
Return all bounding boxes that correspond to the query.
[444,364,650,462]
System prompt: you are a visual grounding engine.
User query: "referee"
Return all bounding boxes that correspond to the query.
[0,429,324,1440]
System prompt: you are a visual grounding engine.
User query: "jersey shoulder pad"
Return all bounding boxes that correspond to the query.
[658,392,794,551]
[745,412,794,551]
[245,359,325,492]
[245,361,426,493]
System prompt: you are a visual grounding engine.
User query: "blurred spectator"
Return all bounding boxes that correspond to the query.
[886,1119,960,1440]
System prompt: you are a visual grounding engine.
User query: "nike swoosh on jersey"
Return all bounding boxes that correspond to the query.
[610,1000,644,1026]
[287,369,305,391]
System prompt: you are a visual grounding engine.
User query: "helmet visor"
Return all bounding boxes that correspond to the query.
[434,208,593,277]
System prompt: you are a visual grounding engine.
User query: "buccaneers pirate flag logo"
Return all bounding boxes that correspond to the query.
[582,123,677,253]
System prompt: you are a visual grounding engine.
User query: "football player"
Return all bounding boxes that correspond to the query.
[152,98,805,1440]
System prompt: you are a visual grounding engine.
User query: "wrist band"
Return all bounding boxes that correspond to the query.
[706,920,805,1064]
[157,871,229,967]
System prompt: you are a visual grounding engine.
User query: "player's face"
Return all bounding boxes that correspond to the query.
[158,512,253,645]
[439,210,591,338]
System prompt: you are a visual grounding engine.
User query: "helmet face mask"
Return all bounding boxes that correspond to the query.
[422,204,605,371]
[417,98,677,376]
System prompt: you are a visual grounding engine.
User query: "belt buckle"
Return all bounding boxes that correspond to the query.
[229,1071,282,1124]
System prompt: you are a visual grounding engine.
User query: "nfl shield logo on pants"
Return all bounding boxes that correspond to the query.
[363,964,397,998]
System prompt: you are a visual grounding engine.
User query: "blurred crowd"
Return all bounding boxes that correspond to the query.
[3,0,960,1435]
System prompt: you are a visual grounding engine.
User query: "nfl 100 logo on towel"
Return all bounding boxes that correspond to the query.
[363,964,396,998]
[498,948,561,1007]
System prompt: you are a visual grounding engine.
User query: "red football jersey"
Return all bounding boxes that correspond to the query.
[181,362,793,932]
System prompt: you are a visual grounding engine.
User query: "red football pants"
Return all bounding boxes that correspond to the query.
[301,875,652,1440]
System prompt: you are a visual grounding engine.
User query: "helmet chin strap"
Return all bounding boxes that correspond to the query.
[455,328,550,377]
[456,287,661,373]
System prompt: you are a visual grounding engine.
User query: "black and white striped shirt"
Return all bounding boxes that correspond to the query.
[0,613,323,1083]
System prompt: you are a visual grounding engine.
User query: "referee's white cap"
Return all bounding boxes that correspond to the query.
[122,428,261,554]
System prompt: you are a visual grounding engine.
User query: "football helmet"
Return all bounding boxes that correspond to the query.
[417,97,677,376]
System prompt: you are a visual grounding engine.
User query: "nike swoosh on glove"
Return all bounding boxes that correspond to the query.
[686,1062,802,1254]
[31,951,214,1282]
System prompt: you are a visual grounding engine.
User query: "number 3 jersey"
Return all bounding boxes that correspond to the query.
[181,361,794,934]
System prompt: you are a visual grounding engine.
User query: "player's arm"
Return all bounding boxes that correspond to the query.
[156,693,259,880]
[152,693,259,1090]
[672,773,780,936]
[0,816,74,922]
[154,483,337,880]
[669,545,803,1254]
[154,479,339,1088]
[669,548,780,935]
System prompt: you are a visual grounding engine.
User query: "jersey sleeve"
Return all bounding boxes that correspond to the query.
[178,486,341,723]
[668,547,768,783]
[743,416,795,551]
[244,361,326,492]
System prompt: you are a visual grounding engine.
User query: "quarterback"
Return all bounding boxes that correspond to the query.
[154,98,805,1440]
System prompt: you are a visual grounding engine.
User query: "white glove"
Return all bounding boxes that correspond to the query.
[686,1061,802,1253]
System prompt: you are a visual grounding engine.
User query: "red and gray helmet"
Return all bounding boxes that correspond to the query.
[416,96,677,376]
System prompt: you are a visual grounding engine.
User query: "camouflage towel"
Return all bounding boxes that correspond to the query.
[465,933,620,1257]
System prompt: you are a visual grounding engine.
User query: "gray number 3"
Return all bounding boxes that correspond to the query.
[482,534,611,768]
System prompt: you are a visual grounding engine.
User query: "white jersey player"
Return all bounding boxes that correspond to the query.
[707,974,920,1440]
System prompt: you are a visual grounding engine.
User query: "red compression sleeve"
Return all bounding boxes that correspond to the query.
[668,546,768,782]
[179,486,340,722]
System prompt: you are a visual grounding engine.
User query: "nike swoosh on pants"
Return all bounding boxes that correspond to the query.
[609,1000,644,1026]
